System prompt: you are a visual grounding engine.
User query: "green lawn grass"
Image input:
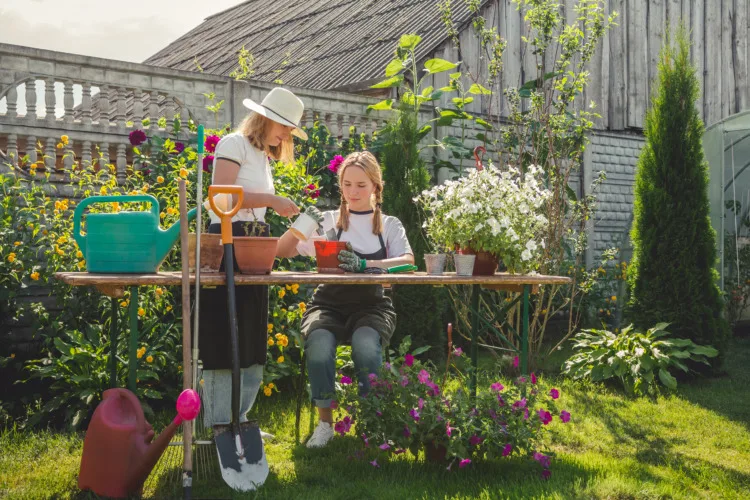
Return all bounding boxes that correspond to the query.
[3,336,750,499]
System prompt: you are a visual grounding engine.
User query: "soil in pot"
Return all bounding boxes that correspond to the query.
[314,240,348,274]
[234,237,279,274]
[459,248,500,276]
[188,233,223,272]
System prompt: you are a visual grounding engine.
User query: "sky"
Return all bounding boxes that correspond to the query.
[0,0,243,62]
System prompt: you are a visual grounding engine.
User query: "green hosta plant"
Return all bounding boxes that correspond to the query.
[562,323,718,396]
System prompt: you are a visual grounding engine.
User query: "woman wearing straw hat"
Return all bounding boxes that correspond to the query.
[200,87,310,434]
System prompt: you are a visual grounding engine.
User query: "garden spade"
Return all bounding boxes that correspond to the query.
[207,185,269,492]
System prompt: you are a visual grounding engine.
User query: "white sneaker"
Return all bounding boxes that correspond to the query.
[306,421,334,448]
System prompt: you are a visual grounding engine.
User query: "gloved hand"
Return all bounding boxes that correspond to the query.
[338,242,366,273]
[304,205,325,225]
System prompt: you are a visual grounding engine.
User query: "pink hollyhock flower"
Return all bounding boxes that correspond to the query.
[329,155,344,174]
[129,130,147,146]
[203,155,214,172]
[453,347,463,357]
[541,469,551,480]
[513,356,519,368]
[538,409,552,425]
[370,459,379,468]
[418,398,424,410]
[409,408,420,421]
[404,354,414,367]
[418,369,430,384]
[403,426,411,438]
[469,435,483,447]
[549,388,560,400]
[502,443,512,457]
[560,410,571,423]
[341,375,352,385]
[459,458,471,468]
[490,382,504,392]
[204,134,220,153]
[531,372,537,384]
[379,443,390,451]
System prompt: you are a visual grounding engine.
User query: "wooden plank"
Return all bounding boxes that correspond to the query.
[54,271,572,287]
[95,284,125,298]
[735,0,749,111]
[483,284,540,294]
[600,15,611,130]
[722,0,736,117]
[705,0,723,125]
[628,0,649,128]
[503,0,523,118]
[681,0,692,28]
[667,0,683,33]
[565,0,583,113]
[648,0,666,104]
[588,16,604,129]
[691,0,706,118]
[609,0,627,129]
[521,2,538,113]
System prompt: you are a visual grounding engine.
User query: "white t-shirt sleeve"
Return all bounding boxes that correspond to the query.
[296,210,337,257]
[213,134,246,165]
[385,216,412,257]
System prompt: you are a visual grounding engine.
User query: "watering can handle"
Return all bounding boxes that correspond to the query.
[73,195,159,256]
[208,185,244,245]
[474,146,486,171]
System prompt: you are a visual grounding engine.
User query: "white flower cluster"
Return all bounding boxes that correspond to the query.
[415,163,552,273]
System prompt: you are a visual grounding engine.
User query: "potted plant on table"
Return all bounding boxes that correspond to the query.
[414,163,551,275]
[233,213,279,274]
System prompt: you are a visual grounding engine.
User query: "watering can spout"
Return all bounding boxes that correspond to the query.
[157,207,197,264]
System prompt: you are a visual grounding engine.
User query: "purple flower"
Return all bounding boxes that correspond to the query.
[549,388,560,400]
[490,382,504,392]
[531,372,537,385]
[341,375,352,385]
[328,155,344,174]
[400,376,409,387]
[403,426,411,438]
[541,469,551,480]
[533,452,551,469]
[410,407,421,422]
[426,381,441,397]
[538,409,552,425]
[203,155,214,172]
[370,459,379,468]
[404,354,414,367]
[512,356,519,368]
[129,129,147,146]
[379,443,390,451]
[418,369,430,384]
[418,398,424,410]
[453,347,463,357]
[469,435,483,447]
[502,443,512,457]
[459,458,471,468]
[204,134,220,153]
[173,141,185,154]
[511,398,527,411]
[560,410,571,423]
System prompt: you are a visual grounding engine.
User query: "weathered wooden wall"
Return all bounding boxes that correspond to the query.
[428,0,749,130]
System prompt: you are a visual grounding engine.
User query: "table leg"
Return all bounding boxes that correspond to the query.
[109,297,118,388]
[521,284,529,376]
[470,284,480,398]
[128,286,139,392]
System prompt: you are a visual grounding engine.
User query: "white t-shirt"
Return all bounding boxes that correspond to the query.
[296,210,413,259]
[208,132,275,225]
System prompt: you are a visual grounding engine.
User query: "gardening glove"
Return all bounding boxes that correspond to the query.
[338,242,366,273]
[304,205,325,225]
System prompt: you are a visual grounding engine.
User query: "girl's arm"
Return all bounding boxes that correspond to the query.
[213,159,299,217]
[276,229,302,258]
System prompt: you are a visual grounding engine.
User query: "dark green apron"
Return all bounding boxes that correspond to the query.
[301,227,396,345]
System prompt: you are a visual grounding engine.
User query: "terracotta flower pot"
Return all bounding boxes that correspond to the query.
[314,240,348,274]
[233,237,279,274]
[459,248,500,276]
[424,442,448,463]
[187,233,223,272]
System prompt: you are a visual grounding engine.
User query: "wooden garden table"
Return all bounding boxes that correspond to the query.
[55,271,571,396]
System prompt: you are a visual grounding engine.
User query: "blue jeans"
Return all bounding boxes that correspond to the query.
[305,326,382,408]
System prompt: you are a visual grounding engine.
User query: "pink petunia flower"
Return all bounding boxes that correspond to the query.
[459,458,471,468]
[524,408,530,420]
[549,388,560,400]
[329,155,344,174]
[304,183,320,199]
[513,356,519,368]
[426,381,441,397]
[453,347,463,357]
[400,376,409,387]
[379,443,390,451]
[330,400,338,409]
[531,372,537,384]
[409,408,420,422]
[560,410,571,423]
[502,443,512,457]
[418,369,430,384]
[418,398,424,410]
[469,435,483,447]
[404,354,414,367]
[541,469,551,480]
[533,452,551,469]
[341,375,352,385]
[334,416,352,435]
[403,426,411,438]
[370,459,379,468]
[490,382,504,392]
[202,155,214,172]
[204,135,220,153]
[361,433,369,446]
[173,141,185,154]
[512,398,527,410]
[446,422,452,437]
[129,129,147,146]
[538,409,552,425]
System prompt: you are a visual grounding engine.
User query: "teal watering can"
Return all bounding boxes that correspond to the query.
[73,195,197,273]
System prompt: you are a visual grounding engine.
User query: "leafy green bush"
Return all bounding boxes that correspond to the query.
[562,323,718,396]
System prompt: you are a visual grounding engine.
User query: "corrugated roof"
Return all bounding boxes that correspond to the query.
[144,0,481,91]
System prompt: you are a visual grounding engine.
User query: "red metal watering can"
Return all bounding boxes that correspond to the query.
[78,388,200,498]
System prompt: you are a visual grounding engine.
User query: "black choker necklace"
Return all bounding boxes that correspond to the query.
[349,209,374,215]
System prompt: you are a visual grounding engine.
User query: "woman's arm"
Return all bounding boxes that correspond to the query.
[213,159,299,217]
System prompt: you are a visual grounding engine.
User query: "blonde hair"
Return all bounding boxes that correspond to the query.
[336,151,384,235]
[237,112,295,164]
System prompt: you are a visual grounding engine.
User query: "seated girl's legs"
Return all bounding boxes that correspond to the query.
[305,328,337,411]
[351,326,382,395]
